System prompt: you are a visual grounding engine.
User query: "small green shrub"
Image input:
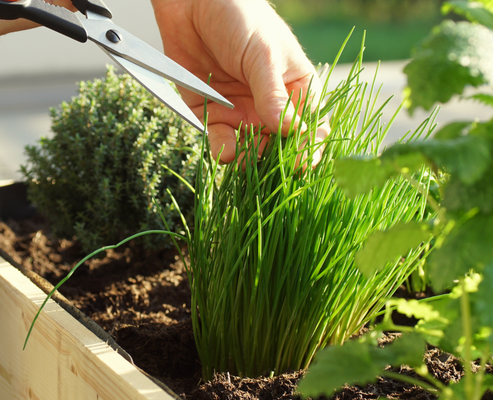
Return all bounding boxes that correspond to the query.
[21,65,201,253]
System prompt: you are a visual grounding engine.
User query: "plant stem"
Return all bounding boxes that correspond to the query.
[473,347,489,400]
[24,229,183,350]
[460,277,474,400]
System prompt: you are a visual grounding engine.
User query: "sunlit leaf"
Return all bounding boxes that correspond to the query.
[429,213,493,291]
[404,20,493,113]
[444,1,493,28]
[469,93,493,107]
[298,333,426,398]
[391,298,440,321]
[356,222,432,278]
[334,156,394,198]
[382,136,491,185]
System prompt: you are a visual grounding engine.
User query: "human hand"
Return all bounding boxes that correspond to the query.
[150,0,329,165]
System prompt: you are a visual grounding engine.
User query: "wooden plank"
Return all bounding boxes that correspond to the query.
[0,258,177,400]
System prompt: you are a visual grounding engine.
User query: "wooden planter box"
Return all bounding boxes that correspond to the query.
[0,255,177,400]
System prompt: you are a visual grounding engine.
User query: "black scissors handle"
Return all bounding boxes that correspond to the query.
[71,0,111,18]
[0,0,111,42]
[0,0,86,41]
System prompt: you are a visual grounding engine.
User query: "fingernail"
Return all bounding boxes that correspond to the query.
[282,103,296,125]
[282,106,307,133]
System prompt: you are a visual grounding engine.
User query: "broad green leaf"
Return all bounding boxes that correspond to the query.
[387,332,427,368]
[404,20,493,113]
[385,151,429,174]
[390,298,441,321]
[469,92,493,106]
[298,333,425,398]
[334,157,394,198]
[356,222,431,278]
[444,1,493,29]
[416,296,459,346]
[440,316,465,354]
[442,171,493,214]
[334,152,427,198]
[382,136,491,185]
[297,339,386,397]
[429,213,493,291]
[434,121,472,140]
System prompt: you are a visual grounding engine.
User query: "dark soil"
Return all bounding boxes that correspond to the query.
[0,215,476,400]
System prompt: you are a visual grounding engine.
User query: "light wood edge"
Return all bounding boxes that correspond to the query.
[0,257,178,400]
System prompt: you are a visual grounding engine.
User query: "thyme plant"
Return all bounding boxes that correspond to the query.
[21,65,200,253]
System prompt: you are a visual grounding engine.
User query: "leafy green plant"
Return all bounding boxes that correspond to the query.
[177,35,437,380]
[299,3,493,399]
[21,65,201,253]
[403,0,493,113]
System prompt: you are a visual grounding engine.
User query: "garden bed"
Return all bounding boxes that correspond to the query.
[0,237,174,400]
[0,209,470,400]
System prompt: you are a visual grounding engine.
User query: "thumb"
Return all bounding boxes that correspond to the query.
[247,57,304,136]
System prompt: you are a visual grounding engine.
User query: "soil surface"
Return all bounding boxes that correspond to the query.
[0,215,480,400]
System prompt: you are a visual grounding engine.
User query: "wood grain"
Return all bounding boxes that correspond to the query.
[0,257,176,400]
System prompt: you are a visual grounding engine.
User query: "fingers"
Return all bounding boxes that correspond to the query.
[295,117,330,171]
[207,123,238,164]
[207,121,271,167]
[207,116,329,170]
[246,52,307,137]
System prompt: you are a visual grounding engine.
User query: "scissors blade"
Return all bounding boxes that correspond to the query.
[81,17,234,110]
[104,49,206,132]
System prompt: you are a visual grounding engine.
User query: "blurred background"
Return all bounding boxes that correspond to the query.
[272,0,444,64]
[1,0,490,182]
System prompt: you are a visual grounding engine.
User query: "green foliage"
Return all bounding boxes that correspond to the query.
[404,1,493,113]
[21,65,200,253]
[334,117,493,295]
[355,222,432,278]
[299,331,427,397]
[307,124,493,399]
[299,3,493,399]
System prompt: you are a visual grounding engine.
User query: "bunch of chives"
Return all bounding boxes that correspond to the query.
[179,38,435,380]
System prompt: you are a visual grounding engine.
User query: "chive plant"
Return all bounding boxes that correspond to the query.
[175,39,436,380]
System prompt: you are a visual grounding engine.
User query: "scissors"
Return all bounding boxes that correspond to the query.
[0,0,234,132]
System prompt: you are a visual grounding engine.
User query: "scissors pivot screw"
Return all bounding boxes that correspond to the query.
[105,29,121,43]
